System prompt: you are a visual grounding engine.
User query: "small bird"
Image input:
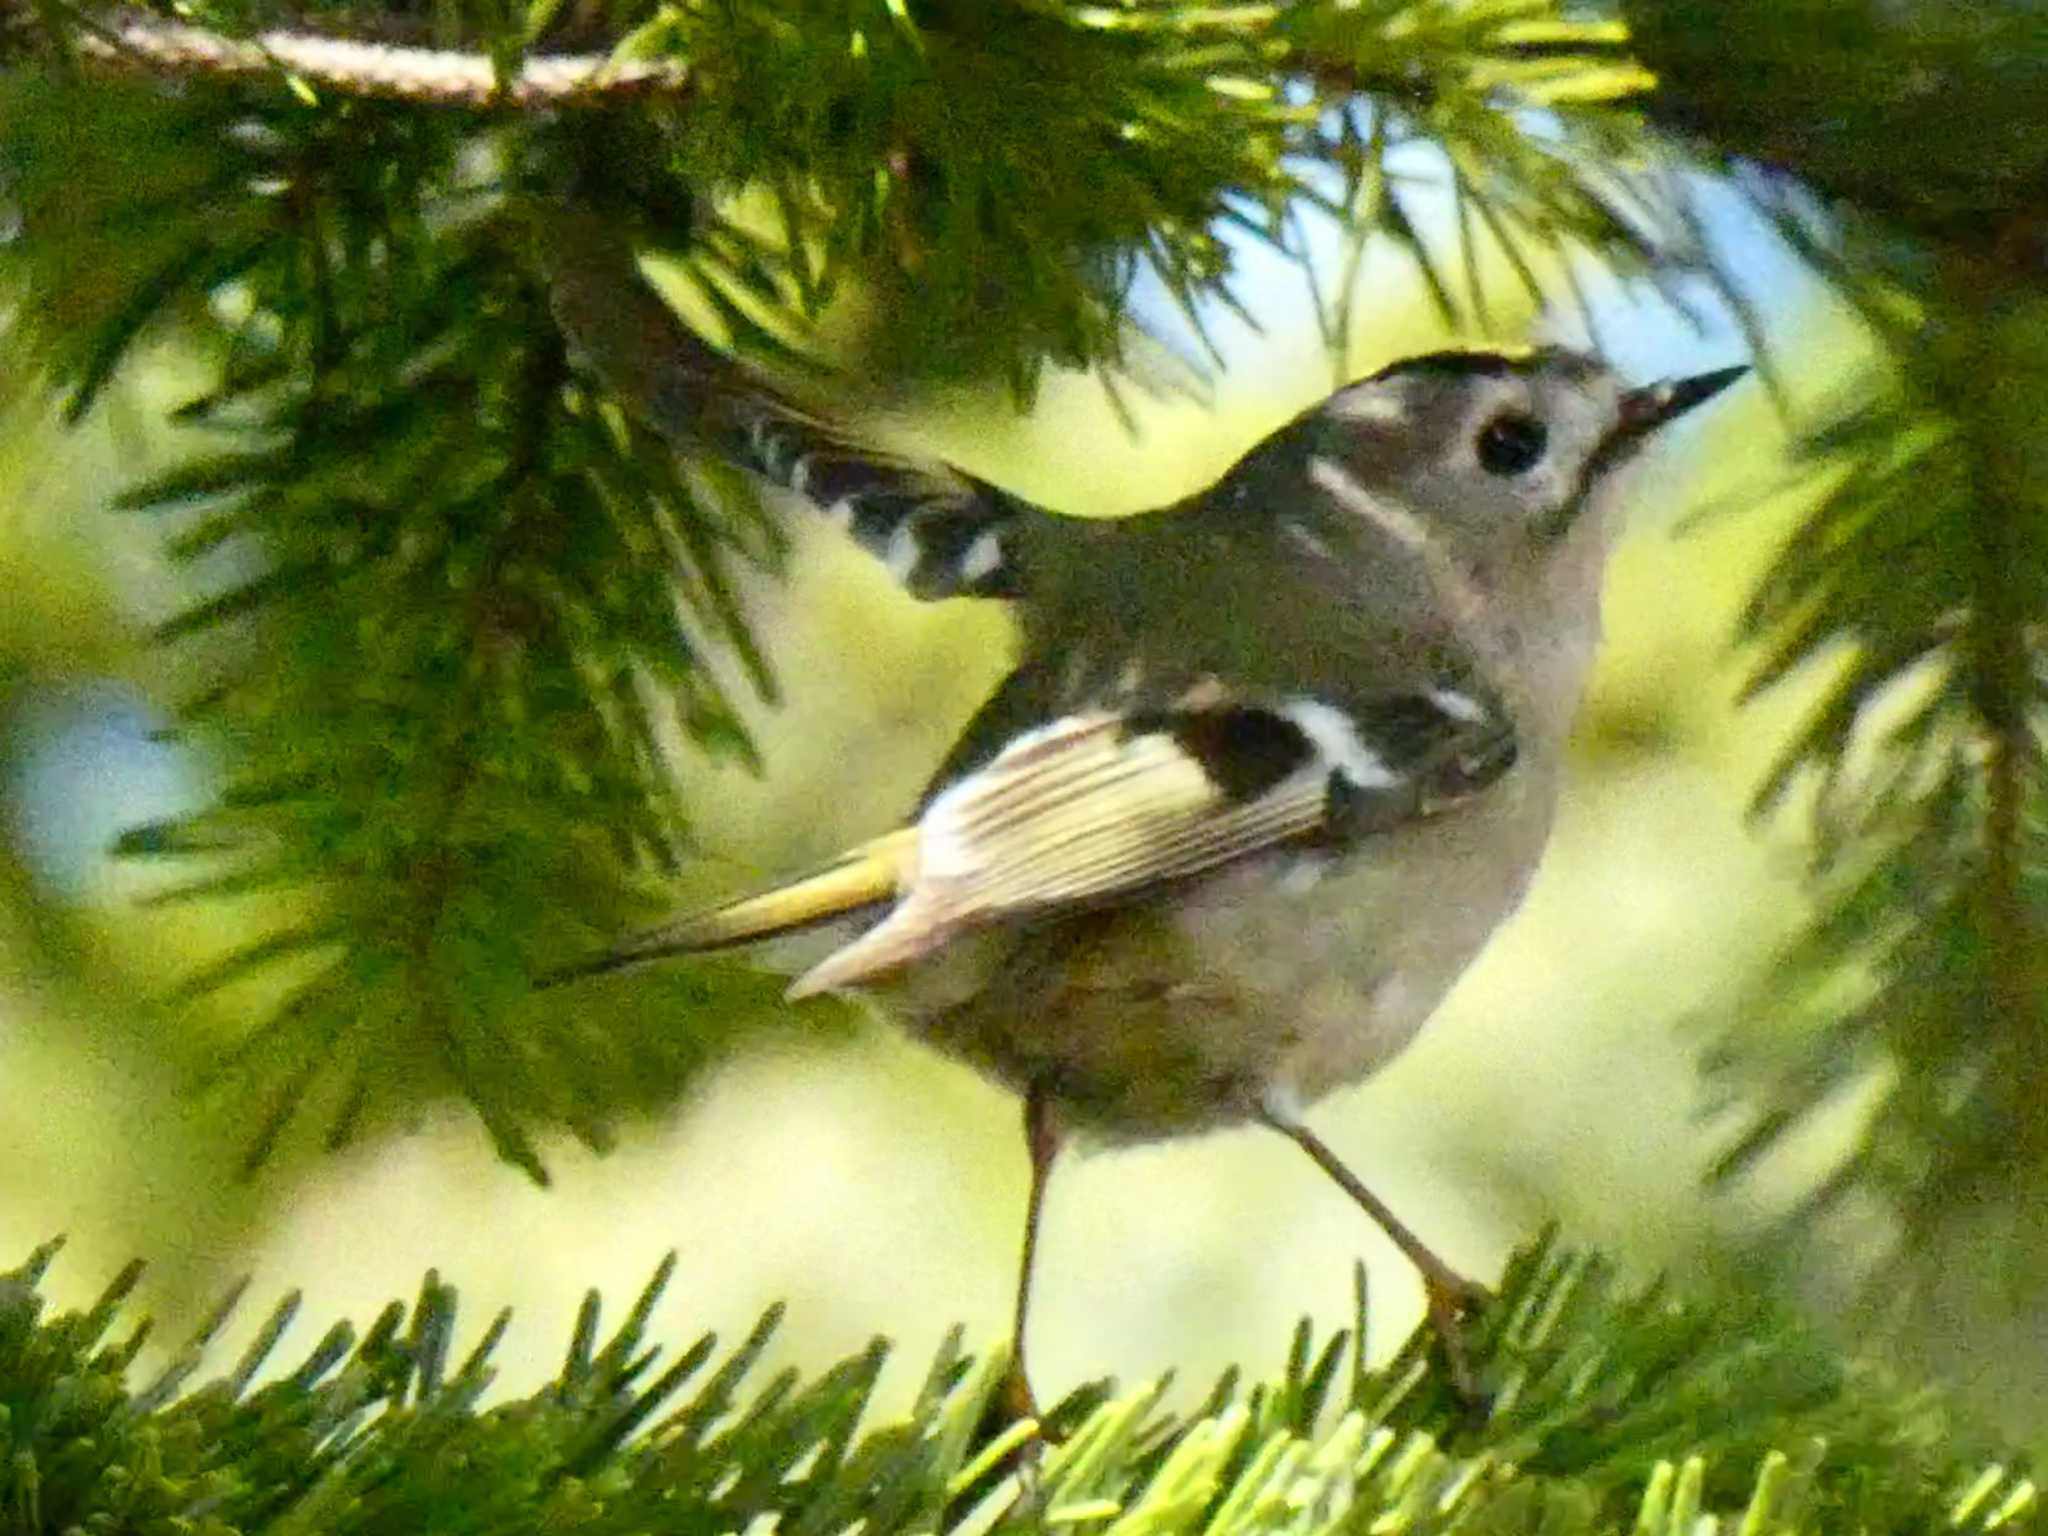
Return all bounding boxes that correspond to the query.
[544,269,1746,1417]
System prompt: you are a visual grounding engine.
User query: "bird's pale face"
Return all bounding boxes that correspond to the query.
[1317,347,1738,563]
[1318,348,1736,561]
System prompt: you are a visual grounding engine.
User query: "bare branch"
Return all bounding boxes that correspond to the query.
[39,5,687,105]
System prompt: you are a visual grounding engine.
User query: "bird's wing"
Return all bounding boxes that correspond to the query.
[555,682,1515,997]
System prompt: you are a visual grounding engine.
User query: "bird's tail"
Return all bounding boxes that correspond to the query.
[702,401,1026,602]
[539,207,1027,602]
[541,830,920,988]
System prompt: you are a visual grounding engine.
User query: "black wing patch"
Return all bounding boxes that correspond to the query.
[1352,693,1489,770]
[1324,688,1518,837]
[1124,704,1314,802]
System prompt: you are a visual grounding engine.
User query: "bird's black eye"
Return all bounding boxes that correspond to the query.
[1476,412,1548,476]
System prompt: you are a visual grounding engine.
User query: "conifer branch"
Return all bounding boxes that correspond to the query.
[0,1233,2035,1536]
[1646,0,2048,1259]
[40,5,687,105]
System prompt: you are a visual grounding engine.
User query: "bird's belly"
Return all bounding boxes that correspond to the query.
[897,786,1550,1139]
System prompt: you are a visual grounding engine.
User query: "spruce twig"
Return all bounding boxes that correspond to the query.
[0,1234,2032,1536]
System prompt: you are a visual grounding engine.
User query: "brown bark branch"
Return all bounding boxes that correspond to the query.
[20,4,687,105]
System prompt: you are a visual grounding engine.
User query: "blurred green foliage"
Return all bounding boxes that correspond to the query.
[1613,1,2048,1401]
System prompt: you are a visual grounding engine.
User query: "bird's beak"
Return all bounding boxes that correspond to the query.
[1616,364,1749,439]
[1550,363,1749,540]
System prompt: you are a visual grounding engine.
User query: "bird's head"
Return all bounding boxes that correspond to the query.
[1308,346,1748,559]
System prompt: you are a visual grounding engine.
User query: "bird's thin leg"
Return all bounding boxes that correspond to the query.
[1257,1103,1490,1398]
[1000,1082,1062,1426]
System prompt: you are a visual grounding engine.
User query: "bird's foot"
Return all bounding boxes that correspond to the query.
[1421,1270,1494,1415]
[998,1361,1042,1431]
